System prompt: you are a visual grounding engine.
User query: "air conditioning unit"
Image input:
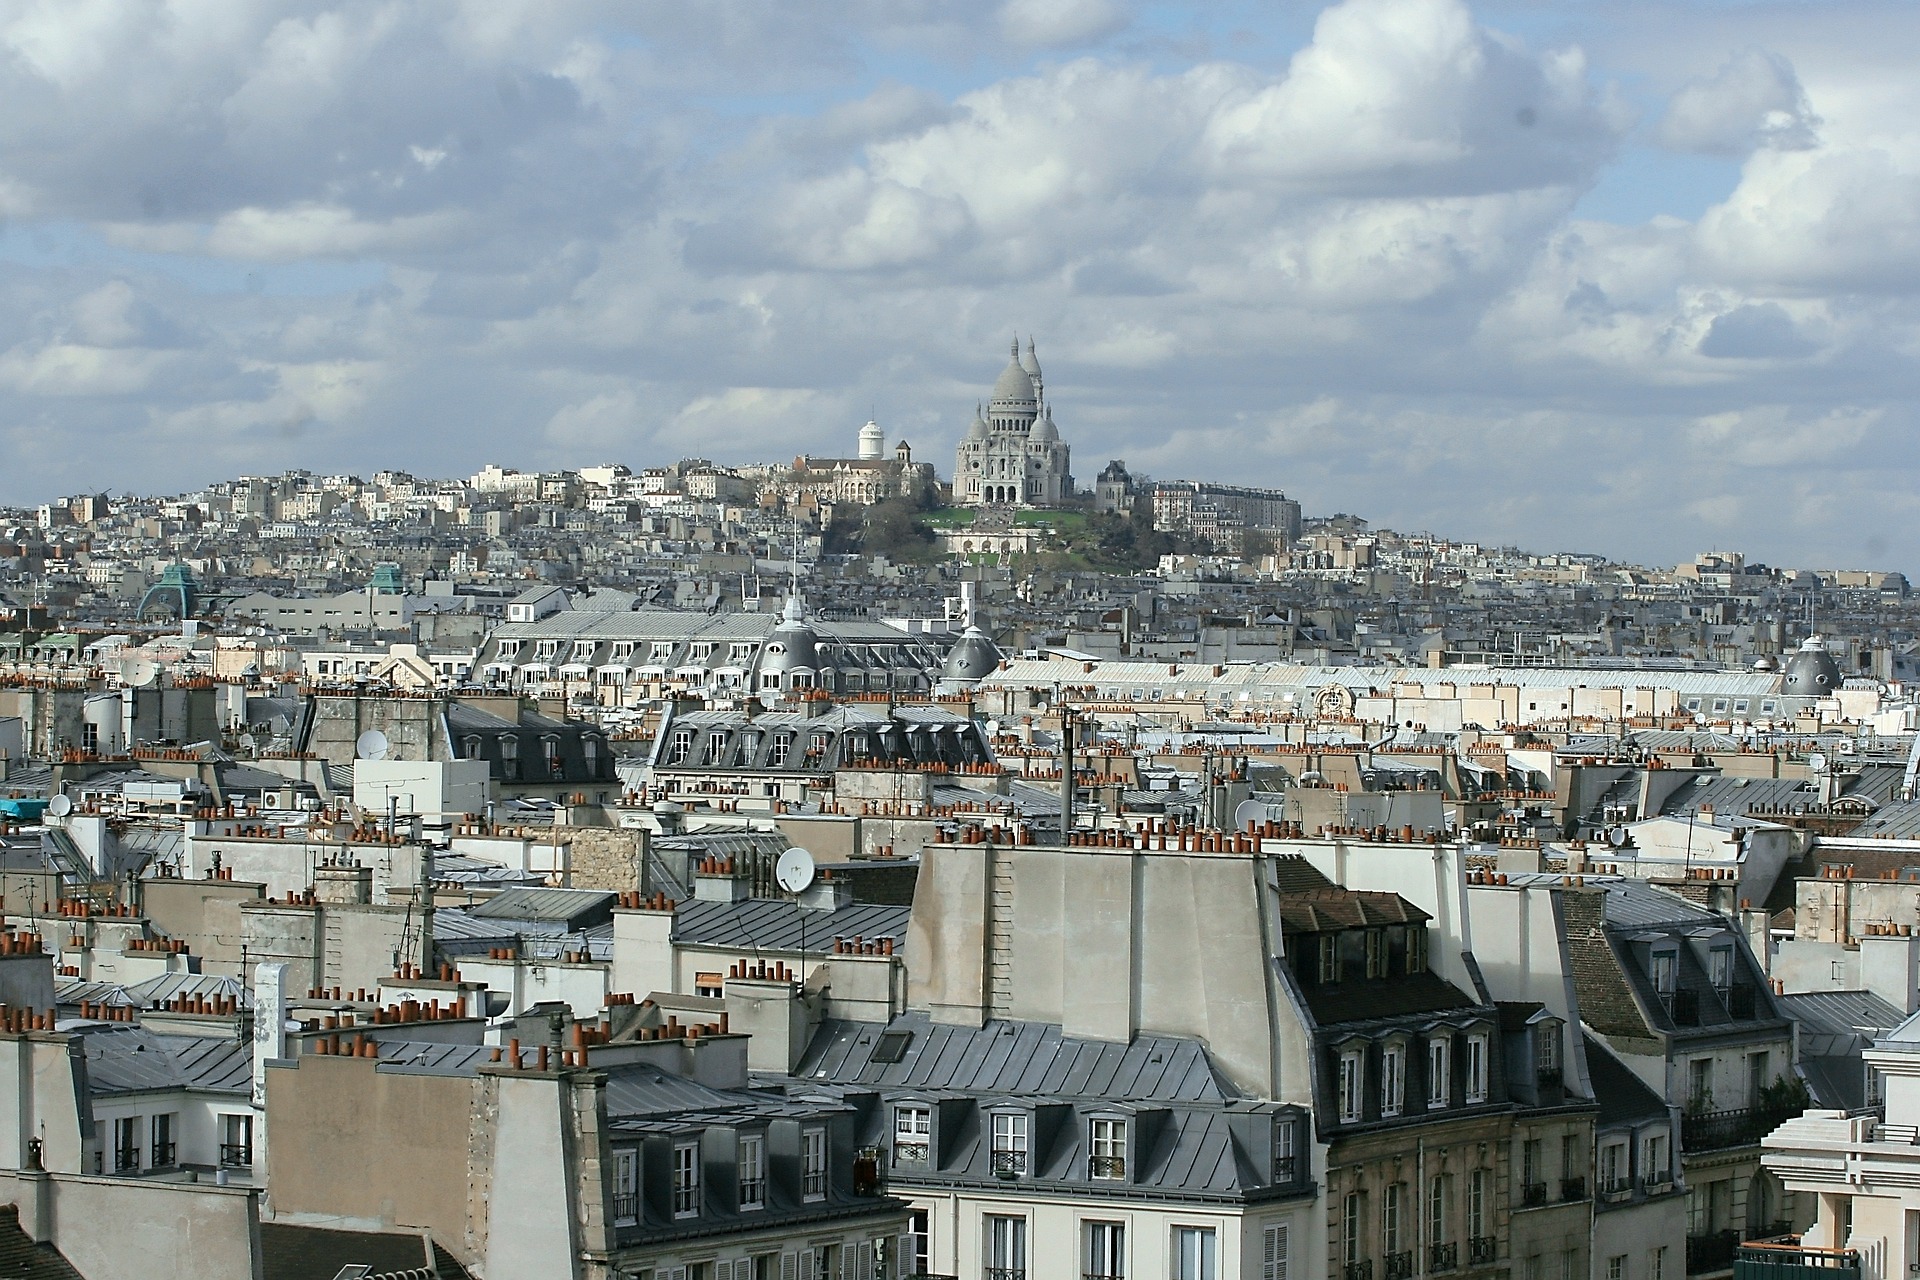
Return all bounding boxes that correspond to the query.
[260,790,286,809]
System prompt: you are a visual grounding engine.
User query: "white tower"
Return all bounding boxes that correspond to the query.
[858,418,885,461]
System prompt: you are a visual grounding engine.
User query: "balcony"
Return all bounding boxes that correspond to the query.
[738,1178,765,1210]
[1561,1176,1587,1202]
[611,1192,639,1223]
[1087,1154,1127,1181]
[1667,990,1701,1026]
[983,1270,1027,1280]
[219,1143,252,1168]
[1345,1261,1373,1280]
[113,1148,141,1174]
[150,1142,177,1169]
[1733,1241,1859,1280]
[1520,1181,1548,1208]
[1430,1243,1459,1273]
[990,1150,1027,1179]
[1725,985,1758,1019]
[894,1141,929,1165]
[1274,1154,1299,1184]
[1386,1250,1415,1280]
[1469,1237,1497,1266]
[1683,1104,1801,1153]
[1688,1232,1740,1275]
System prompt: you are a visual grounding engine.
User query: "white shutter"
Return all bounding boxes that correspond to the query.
[799,1249,817,1280]
[857,1242,874,1280]
[1264,1224,1289,1280]
[782,1251,799,1280]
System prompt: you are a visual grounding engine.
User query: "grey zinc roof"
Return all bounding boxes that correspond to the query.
[469,887,616,926]
[80,1028,252,1096]
[1598,879,1720,929]
[796,1013,1234,1102]
[673,899,910,953]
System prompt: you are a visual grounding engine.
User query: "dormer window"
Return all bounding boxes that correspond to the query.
[893,1105,930,1165]
[801,1126,827,1201]
[665,727,692,766]
[1651,949,1677,995]
[1089,1116,1127,1180]
[672,1141,700,1218]
[1339,1049,1365,1123]
[738,1133,766,1210]
[1274,1116,1298,1183]
[1465,1034,1488,1104]
[1536,1026,1560,1082]
[990,1112,1029,1176]
[1319,936,1340,984]
[1381,1042,1405,1117]
[1406,926,1428,975]
[1428,1037,1450,1109]
[1366,930,1388,979]
[1709,945,1732,990]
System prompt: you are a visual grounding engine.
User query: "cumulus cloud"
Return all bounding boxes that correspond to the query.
[1660,49,1820,156]
[998,0,1128,49]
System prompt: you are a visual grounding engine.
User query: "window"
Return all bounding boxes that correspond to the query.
[113,1116,141,1172]
[1381,1045,1404,1117]
[1343,1193,1366,1267]
[1319,936,1340,983]
[1465,1035,1488,1104]
[672,1141,701,1217]
[1406,927,1427,974]
[1709,946,1732,990]
[220,1113,253,1167]
[613,1148,640,1224]
[801,1127,827,1200]
[1467,1170,1488,1240]
[991,1112,1029,1176]
[986,1215,1027,1279]
[1085,1220,1126,1280]
[904,1209,931,1277]
[1536,1027,1559,1078]
[1366,929,1387,978]
[500,735,520,779]
[770,734,791,767]
[665,727,692,765]
[1607,1257,1626,1280]
[1748,1051,1771,1107]
[1651,950,1676,994]
[1273,1117,1297,1183]
[1428,1038,1450,1109]
[1643,1133,1669,1186]
[1090,1117,1128,1179]
[695,972,724,999]
[1339,1050,1364,1123]
[1174,1227,1218,1280]
[1562,1134,1579,1187]
[1651,1248,1666,1280]
[151,1113,176,1167]
[1428,1174,1448,1245]
[1262,1225,1289,1280]
[1384,1181,1405,1254]
[893,1105,931,1165]
[1689,1059,1713,1110]
[1601,1142,1627,1192]
[737,1134,765,1210]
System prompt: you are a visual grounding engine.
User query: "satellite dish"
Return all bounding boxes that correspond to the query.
[1808,752,1828,773]
[120,659,158,688]
[355,729,390,761]
[775,847,816,895]
[47,795,72,818]
[1607,826,1629,848]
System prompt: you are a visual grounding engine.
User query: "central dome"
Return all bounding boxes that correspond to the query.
[991,358,1036,406]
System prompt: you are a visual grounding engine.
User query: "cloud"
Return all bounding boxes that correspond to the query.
[998,0,1128,50]
[1660,49,1819,156]
[1696,302,1817,359]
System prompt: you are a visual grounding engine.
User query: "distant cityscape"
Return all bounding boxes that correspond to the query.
[0,341,1914,1280]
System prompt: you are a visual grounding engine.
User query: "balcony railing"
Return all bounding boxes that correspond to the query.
[1274,1154,1299,1184]
[1683,1104,1802,1152]
[611,1192,639,1223]
[1430,1243,1459,1273]
[150,1142,177,1168]
[1469,1237,1497,1266]
[738,1178,765,1209]
[1733,1240,1860,1280]
[1688,1232,1740,1275]
[1561,1176,1587,1201]
[1345,1261,1373,1280]
[1537,1067,1563,1086]
[1725,985,1758,1018]
[1667,990,1701,1026]
[990,1150,1027,1178]
[895,1141,929,1165]
[1521,1181,1548,1208]
[983,1270,1027,1280]
[1386,1250,1415,1280]
[219,1144,252,1168]
[113,1147,140,1173]
[1088,1154,1127,1180]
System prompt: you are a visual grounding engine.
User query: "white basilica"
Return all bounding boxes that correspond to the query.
[953,338,1072,508]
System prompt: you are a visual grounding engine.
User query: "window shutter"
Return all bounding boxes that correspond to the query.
[1265,1224,1290,1280]
[782,1251,799,1280]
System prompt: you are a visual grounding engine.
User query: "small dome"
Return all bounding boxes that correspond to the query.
[762,595,819,673]
[941,625,1003,683]
[1781,635,1842,697]
[1021,340,1041,379]
[965,407,989,441]
[1032,409,1059,443]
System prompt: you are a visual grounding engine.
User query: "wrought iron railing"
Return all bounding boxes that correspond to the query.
[1561,1176,1586,1201]
[150,1142,177,1168]
[1683,1104,1802,1152]
[1430,1242,1459,1273]
[983,1270,1027,1280]
[219,1143,252,1167]
[1088,1154,1127,1180]
[1733,1239,1860,1280]
[611,1192,639,1222]
[1386,1250,1414,1279]
[1344,1261,1373,1280]
[1521,1181,1548,1207]
[1726,985,1758,1018]
[895,1141,929,1165]
[1469,1237,1497,1266]
[1667,990,1701,1025]
[113,1147,141,1173]
[1274,1154,1299,1184]
[738,1178,765,1209]
[1688,1232,1739,1275]
[991,1149,1027,1177]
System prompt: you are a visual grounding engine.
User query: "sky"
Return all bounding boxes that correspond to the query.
[0,1,1916,573]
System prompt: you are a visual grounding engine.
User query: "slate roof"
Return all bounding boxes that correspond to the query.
[673,899,911,953]
[78,1028,252,1096]
[1298,969,1480,1026]
[1780,989,1903,1109]
[1276,887,1431,933]
[0,1206,83,1280]
[469,887,615,930]
[796,1012,1233,1102]
[260,1223,465,1280]
[1583,1034,1670,1128]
